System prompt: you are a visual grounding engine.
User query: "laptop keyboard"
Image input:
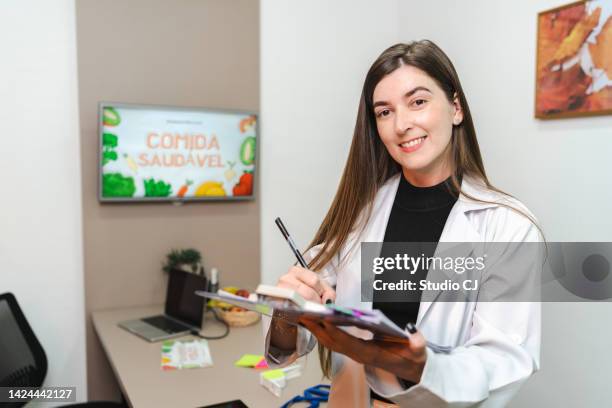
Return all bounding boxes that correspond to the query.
[142,315,190,334]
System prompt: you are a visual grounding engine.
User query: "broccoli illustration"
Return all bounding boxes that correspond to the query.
[103,173,136,197]
[144,178,173,197]
[102,132,119,165]
[103,132,118,148]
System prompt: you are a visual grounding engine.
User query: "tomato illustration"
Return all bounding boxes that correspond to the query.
[232,171,253,196]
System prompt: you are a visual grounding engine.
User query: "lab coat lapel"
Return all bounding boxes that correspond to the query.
[417,176,498,324]
[351,174,499,323]
[364,176,400,244]
[352,175,401,310]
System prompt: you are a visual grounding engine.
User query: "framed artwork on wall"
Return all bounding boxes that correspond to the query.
[535,0,611,119]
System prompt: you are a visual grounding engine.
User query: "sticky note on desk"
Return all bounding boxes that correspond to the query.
[235,354,265,367]
[255,358,269,369]
[262,369,285,380]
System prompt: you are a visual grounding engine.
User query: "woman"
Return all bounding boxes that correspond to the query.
[265,40,542,407]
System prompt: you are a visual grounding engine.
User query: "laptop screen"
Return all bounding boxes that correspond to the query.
[165,269,208,327]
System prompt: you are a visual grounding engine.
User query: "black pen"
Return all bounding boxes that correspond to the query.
[275,217,308,268]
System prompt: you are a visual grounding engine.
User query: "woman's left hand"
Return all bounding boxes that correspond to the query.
[300,317,427,383]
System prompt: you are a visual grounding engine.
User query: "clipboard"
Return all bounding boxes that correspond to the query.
[196,288,452,354]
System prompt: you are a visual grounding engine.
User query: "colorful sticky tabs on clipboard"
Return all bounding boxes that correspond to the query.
[327,304,375,317]
[234,354,269,368]
[328,304,355,316]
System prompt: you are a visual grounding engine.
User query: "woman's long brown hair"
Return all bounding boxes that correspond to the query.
[305,40,542,378]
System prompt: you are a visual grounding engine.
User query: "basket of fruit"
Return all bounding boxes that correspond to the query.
[208,286,261,327]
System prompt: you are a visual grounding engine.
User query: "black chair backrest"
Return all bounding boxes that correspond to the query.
[0,293,47,390]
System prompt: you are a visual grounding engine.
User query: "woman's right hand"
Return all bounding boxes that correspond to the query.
[269,266,336,351]
[277,266,336,304]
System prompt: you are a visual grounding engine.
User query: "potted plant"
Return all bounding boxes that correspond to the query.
[162,248,204,276]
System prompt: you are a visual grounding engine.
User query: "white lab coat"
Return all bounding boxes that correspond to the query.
[265,173,542,407]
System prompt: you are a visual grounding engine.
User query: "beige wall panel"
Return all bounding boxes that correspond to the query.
[76,0,260,400]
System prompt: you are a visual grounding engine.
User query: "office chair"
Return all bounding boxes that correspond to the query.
[0,292,125,408]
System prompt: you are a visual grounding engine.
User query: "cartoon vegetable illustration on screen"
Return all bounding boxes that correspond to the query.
[177,180,193,198]
[239,115,256,133]
[103,107,121,127]
[239,136,256,166]
[195,181,226,197]
[102,173,136,197]
[102,132,119,165]
[143,179,173,197]
[123,153,138,174]
[224,161,237,182]
[232,171,253,196]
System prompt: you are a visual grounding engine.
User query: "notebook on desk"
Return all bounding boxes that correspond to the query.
[119,269,208,342]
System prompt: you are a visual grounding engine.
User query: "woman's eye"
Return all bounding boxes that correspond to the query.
[376,109,390,118]
[413,99,427,107]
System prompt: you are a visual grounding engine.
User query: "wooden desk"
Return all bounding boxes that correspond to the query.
[92,306,327,408]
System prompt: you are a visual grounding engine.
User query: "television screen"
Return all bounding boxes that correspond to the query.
[98,103,257,202]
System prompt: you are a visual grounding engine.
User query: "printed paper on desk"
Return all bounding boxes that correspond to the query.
[161,339,213,370]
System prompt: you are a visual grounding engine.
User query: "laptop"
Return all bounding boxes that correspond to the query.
[119,269,208,342]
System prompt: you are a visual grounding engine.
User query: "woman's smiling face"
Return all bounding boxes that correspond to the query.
[372,64,463,186]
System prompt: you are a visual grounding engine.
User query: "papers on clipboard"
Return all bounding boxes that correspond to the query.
[196,285,452,354]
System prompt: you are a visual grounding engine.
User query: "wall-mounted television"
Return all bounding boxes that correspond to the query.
[98,103,257,202]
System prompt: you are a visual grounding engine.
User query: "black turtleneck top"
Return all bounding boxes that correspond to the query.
[370,173,459,401]
[374,173,460,327]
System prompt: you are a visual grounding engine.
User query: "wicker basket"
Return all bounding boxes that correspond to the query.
[216,308,261,327]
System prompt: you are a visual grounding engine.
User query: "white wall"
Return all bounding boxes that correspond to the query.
[260,0,400,284]
[262,1,612,406]
[397,1,612,406]
[0,0,86,402]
